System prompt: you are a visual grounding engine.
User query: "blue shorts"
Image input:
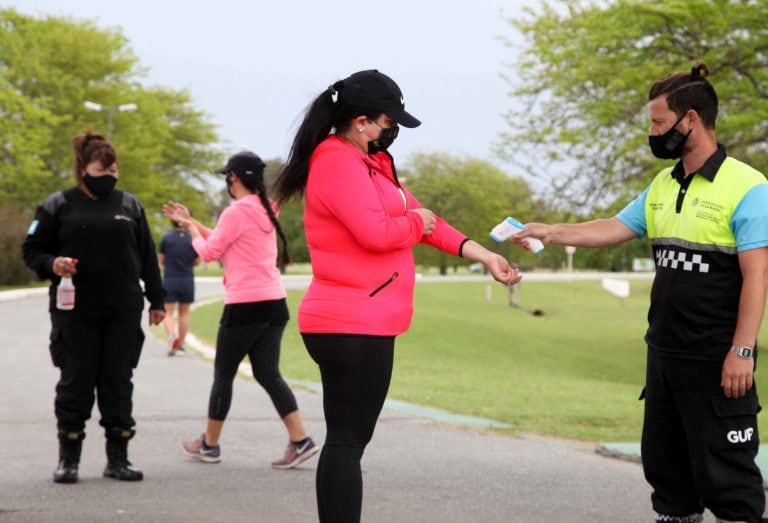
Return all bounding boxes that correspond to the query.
[163,277,194,304]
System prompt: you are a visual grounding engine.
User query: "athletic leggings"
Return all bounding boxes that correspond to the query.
[208,319,297,420]
[302,333,395,523]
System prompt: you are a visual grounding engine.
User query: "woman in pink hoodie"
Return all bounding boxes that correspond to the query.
[165,151,318,470]
[274,70,521,523]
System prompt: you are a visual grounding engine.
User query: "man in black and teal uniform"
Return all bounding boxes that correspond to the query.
[515,63,768,522]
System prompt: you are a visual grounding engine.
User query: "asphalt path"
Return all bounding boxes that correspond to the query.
[1,275,665,522]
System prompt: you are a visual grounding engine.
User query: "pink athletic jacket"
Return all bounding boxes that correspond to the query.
[191,194,286,304]
[299,135,467,335]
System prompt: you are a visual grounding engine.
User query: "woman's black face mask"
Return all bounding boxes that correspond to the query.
[83,173,117,197]
[367,120,399,154]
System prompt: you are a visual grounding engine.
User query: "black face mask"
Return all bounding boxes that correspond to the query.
[648,114,691,159]
[83,173,117,197]
[368,122,399,154]
[225,176,235,199]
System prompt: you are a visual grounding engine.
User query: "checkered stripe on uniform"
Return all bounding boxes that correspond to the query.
[655,249,710,273]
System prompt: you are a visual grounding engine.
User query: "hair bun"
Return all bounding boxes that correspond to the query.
[691,62,709,79]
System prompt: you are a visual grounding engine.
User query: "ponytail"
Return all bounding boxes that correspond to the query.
[275,82,369,204]
[257,186,291,267]
[274,89,336,204]
[241,173,291,266]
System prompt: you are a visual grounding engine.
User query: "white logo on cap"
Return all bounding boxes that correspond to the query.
[400,96,404,105]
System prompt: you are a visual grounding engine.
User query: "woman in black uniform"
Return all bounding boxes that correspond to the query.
[22,131,166,484]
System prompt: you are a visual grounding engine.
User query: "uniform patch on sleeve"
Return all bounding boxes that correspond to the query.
[27,219,39,236]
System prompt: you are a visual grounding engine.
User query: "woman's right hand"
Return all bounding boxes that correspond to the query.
[163,200,191,223]
[411,208,436,235]
[53,256,78,277]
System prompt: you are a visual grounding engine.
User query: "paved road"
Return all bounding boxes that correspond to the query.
[0,277,663,522]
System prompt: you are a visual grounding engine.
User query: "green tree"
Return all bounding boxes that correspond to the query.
[499,0,768,209]
[403,153,537,274]
[0,9,222,283]
[0,75,61,208]
[0,8,221,220]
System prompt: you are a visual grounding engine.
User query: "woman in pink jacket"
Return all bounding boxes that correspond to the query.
[164,151,318,470]
[274,69,521,523]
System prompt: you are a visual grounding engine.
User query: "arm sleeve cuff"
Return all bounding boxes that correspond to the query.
[458,238,470,258]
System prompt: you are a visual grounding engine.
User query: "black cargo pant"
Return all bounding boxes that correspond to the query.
[641,349,765,522]
[49,307,144,433]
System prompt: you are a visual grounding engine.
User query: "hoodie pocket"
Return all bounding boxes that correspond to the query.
[369,272,399,297]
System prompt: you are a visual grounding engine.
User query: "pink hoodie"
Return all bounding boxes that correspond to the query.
[299,136,467,336]
[192,194,286,304]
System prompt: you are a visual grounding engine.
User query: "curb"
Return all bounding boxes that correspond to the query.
[0,287,47,302]
[596,442,642,463]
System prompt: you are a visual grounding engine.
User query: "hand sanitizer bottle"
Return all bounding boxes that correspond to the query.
[56,258,77,310]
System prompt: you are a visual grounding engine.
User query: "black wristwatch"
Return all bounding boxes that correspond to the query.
[731,346,754,359]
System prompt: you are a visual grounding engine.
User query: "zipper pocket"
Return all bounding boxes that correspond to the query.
[369,272,399,297]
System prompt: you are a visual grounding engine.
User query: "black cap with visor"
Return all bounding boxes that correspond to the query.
[336,69,421,128]
[214,151,266,176]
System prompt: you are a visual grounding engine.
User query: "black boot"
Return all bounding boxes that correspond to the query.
[103,427,143,481]
[54,431,85,484]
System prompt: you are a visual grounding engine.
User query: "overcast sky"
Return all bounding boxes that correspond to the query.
[7,0,532,167]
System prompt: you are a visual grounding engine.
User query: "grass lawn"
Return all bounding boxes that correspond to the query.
[189,279,768,443]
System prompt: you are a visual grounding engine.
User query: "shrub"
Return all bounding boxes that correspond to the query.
[0,206,36,285]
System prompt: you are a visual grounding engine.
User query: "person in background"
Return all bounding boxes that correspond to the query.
[22,131,165,484]
[516,63,768,523]
[158,220,200,356]
[165,150,318,469]
[274,69,521,523]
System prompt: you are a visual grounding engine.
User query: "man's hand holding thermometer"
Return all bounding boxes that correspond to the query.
[489,217,545,253]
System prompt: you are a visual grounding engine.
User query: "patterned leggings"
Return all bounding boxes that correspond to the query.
[207,319,297,420]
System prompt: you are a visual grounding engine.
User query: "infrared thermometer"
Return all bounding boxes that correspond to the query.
[489,217,545,253]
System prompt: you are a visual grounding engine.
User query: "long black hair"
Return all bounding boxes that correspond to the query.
[239,172,291,266]
[274,82,376,205]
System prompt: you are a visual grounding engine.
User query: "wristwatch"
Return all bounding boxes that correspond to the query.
[731,346,754,359]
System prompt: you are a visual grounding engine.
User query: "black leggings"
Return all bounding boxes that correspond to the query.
[208,320,297,420]
[303,333,395,523]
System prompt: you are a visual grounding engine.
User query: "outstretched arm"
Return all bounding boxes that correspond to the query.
[163,201,212,238]
[515,218,637,249]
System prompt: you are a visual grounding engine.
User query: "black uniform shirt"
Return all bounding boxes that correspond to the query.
[22,187,165,311]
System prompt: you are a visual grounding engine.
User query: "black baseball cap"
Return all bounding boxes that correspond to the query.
[339,69,421,128]
[215,151,265,175]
